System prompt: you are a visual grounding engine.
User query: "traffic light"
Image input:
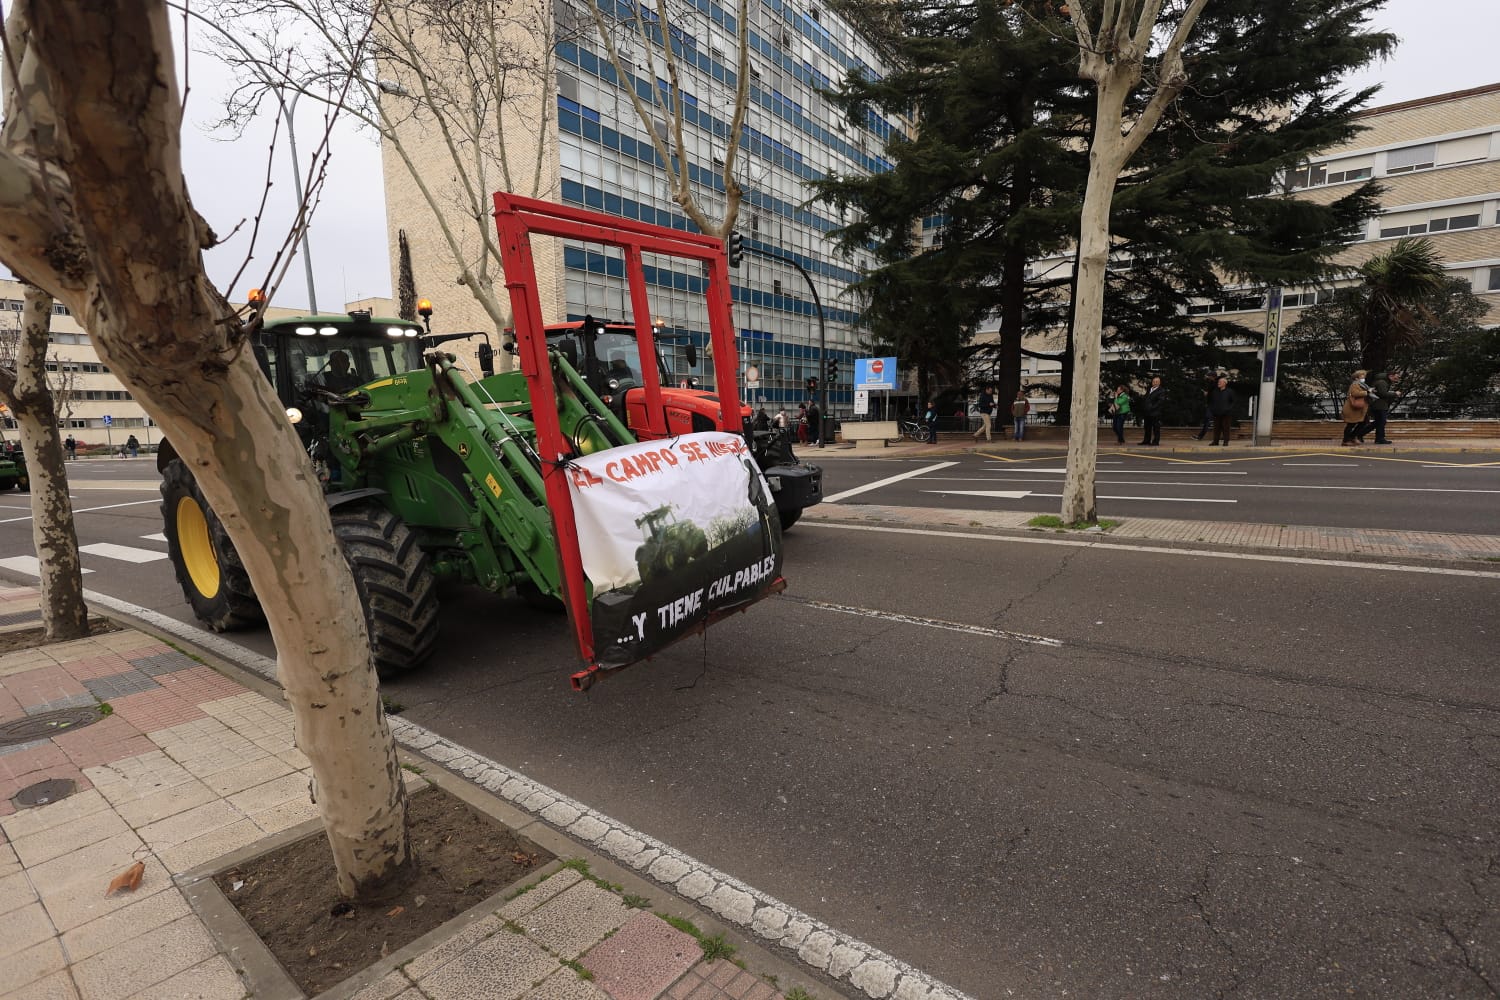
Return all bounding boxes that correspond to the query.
[826,357,839,382]
[805,375,819,394]
[727,232,743,269]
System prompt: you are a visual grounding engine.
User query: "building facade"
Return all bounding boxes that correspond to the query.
[381,0,894,415]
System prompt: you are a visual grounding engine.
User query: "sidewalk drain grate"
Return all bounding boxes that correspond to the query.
[0,609,43,627]
[12,777,77,808]
[0,707,104,747]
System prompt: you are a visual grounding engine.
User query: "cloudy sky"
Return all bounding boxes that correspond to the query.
[15,1,1499,314]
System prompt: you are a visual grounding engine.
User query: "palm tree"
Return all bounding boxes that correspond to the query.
[1354,238,1447,373]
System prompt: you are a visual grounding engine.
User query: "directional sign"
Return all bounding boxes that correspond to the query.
[855,356,897,390]
[102,415,113,427]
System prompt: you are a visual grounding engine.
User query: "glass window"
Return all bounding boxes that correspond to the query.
[1489,269,1500,292]
[1386,143,1436,174]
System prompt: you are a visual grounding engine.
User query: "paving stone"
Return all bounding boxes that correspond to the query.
[704,883,756,924]
[828,943,867,979]
[567,815,609,844]
[0,868,38,917]
[414,929,558,1000]
[797,930,836,970]
[850,959,899,999]
[83,669,160,702]
[517,881,632,961]
[115,778,218,829]
[71,913,217,999]
[524,967,612,1000]
[4,968,77,1000]
[128,651,199,677]
[401,913,503,981]
[0,901,56,958]
[124,953,245,999]
[249,794,320,834]
[498,868,583,920]
[542,801,581,827]
[11,803,131,868]
[61,878,192,961]
[349,969,416,1000]
[891,978,934,1000]
[750,905,788,941]
[39,856,172,933]
[675,870,716,901]
[226,770,307,815]
[200,754,293,797]
[85,752,197,808]
[0,788,110,841]
[26,830,146,896]
[647,855,690,884]
[0,939,66,996]
[136,798,243,851]
[155,818,262,874]
[580,911,699,1000]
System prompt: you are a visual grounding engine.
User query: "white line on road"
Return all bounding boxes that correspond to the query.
[1282,463,1360,467]
[960,477,1500,495]
[0,556,93,576]
[1026,492,1238,504]
[805,522,1500,579]
[822,461,957,503]
[142,533,167,542]
[921,489,1033,499]
[791,598,1063,646]
[0,498,160,525]
[983,466,1246,475]
[78,542,168,564]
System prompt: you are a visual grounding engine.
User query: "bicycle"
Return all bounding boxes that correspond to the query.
[889,417,930,444]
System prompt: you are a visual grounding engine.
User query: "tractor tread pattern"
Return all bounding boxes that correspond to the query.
[330,504,440,679]
[159,460,264,632]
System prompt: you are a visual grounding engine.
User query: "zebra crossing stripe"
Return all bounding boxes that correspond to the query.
[77,543,168,564]
[0,556,93,576]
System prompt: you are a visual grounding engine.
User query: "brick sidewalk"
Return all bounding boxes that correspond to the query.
[0,585,832,1000]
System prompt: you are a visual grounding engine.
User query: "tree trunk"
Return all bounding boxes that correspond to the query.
[0,286,89,639]
[1061,92,1128,524]
[1,0,410,901]
[997,247,1027,407]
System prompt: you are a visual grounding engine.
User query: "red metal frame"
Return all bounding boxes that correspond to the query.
[491,193,747,678]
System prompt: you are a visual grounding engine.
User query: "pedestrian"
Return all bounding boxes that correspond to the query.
[126,433,140,458]
[1208,375,1237,446]
[1139,376,1165,446]
[64,434,76,461]
[1108,385,1131,444]
[796,403,808,444]
[972,386,995,443]
[753,408,770,432]
[773,409,787,430]
[807,401,821,444]
[1366,370,1401,444]
[1193,371,1216,440]
[1341,369,1373,446]
[1011,390,1030,442]
[923,399,939,444]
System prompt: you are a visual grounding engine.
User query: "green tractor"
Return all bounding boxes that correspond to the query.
[159,195,786,689]
[0,443,26,492]
[633,505,708,584]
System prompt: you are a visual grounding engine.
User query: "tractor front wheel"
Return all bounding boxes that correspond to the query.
[160,460,264,631]
[330,504,440,679]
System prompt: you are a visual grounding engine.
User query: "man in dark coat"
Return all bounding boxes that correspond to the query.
[1208,376,1237,446]
[1139,376,1166,446]
[1367,371,1401,444]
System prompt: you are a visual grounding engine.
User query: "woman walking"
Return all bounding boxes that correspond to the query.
[1342,369,1373,446]
[1109,385,1131,445]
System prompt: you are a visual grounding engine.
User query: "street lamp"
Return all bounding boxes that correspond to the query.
[276,86,322,315]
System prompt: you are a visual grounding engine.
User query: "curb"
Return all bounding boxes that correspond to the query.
[78,588,977,1000]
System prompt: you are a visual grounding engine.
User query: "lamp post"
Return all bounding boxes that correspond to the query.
[277,86,320,314]
[742,243,827,448]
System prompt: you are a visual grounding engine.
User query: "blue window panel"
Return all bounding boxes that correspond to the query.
[582,120,601,143]
[672,271,688,290]
[584,187,604,209]
[604,193,622,215]
[602,128,620,151]
[561,179,585,204]
[559,96,582,115]
[606,256,625,278]
[619,135,637,159]
[579,49,598,74]
[558,108,581,135]
[581,105,602,122]
[563,246,587,269]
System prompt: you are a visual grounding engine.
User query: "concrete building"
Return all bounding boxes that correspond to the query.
[379,0,894,414]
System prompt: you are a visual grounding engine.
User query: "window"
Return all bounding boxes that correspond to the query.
[1490,269,1500,292]
[1386,143,1436,174]
[1380,204,1483,238]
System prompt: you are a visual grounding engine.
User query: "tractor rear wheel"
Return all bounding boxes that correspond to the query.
[160,460,264,631]
[330,504,440,679]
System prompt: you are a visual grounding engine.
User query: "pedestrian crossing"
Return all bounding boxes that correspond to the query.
[0,533,166,577]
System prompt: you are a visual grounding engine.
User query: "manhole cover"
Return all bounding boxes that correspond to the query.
[0,707,103,748]
[13,777,77,808]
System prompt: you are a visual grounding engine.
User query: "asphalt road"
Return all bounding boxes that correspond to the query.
[812,449,1500,535]
[2,459,1499,997]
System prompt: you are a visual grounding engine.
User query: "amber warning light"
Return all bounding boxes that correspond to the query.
[246,288,266,305]
[417,298,433,317]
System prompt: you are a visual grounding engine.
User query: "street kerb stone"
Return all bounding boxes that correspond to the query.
[850,959,900,999]
[828,943,867,980]
[797,929,836,970]
[705,883,756,924]
[516,881,632,961]
[579,911,700,1000]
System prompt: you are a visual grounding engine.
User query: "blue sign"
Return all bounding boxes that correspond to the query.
[102,414,113,427]
[854,357,897,390]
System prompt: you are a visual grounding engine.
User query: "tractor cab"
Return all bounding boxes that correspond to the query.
[255,310,428,410]
[544,318,695,405]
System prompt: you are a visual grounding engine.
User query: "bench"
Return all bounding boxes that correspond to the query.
[840,421,899,450]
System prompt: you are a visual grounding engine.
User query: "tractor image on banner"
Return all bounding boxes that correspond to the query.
[155,195,784,690]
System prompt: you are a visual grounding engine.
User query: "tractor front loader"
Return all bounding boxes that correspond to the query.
[159,196,785,689]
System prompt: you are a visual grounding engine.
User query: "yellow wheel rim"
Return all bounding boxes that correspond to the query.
[176,496,221,600]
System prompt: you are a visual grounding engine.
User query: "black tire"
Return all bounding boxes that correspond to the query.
[778,508,802,531]
[15,474,27,492]
[160,460,264,631]
[330,504,440,679]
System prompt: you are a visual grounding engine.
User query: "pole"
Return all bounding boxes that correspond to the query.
[744,244,826,447]
[281,92,319,314]
[1255,286,1284,445]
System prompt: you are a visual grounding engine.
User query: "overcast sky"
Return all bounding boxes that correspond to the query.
[14,1,1499,314]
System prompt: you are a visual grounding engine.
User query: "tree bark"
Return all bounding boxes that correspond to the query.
[0,285,88,639]
[0,0,410,900]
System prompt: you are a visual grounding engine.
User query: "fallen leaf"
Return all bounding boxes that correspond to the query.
[380,939,390,958]
[386,905,405,918]
[105,861,145,897]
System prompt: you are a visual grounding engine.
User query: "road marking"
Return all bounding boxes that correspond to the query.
[1026,492,1238,504]
[922,489,1033,499]
[822,461,957,503]
[78,542,168,564]
[1282,463,1360,467]
[0,556,93,576]
[0,498,160,525]
[788,597,1063,647]
[805,522,1500,579]
[963,477,1500,495]
[983,466,1246,475]
[142,533,167,542]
